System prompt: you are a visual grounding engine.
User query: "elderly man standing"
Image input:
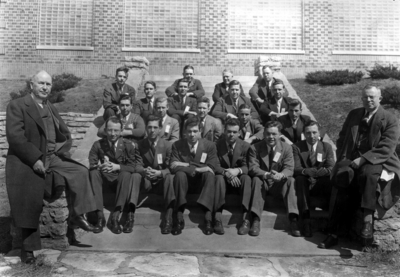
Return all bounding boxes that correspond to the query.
[103,66,137,120]
[319,85,400,249]
[6,71,100,263]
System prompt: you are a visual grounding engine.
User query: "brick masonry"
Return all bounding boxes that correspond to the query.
[1,0,400,79]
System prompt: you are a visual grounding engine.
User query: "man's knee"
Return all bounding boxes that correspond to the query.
[174,171,187,183]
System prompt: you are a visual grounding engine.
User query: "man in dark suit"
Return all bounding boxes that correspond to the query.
[293,121,335,237]
[6,71,100,263]
[319,86,400,249]
[211,80,259,123]
[238,104,264,144]
[259,79,291,124]
[98,95,145,142]
[89,116,144,234]
[165,65,205,99]
[278,99,311,145]
[247,121,300,237]
[103,66,137,120]
[137,115,175,234]
[154,97,180,144]
[170,117,223,235]
[214,119,252,235]
[212,69,245,103]
[135,80,157,120]
[167,78,198,125]
[197,96,222,142]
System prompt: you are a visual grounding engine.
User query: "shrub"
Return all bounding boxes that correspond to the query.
[381,84,400,108]
[368,64,400,80]
[9,73,82,103]
[305,70,364,86]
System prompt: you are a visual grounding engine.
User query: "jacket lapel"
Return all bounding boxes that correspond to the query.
[225,97,235,114]
[271,141,283,170]
[25,95,46,134]
[101,139,114,160]
[315,140,325,167]
[369,106,384,147]
[260,141,271,170]
[153,139,165,169]
[351,109,364,143]
[299,141,310,166]
[142,139,154,167]
[114,138,124,159]
[220,141,231,167]
[269,98,278,113]
[194,139,204,162]
[111,83,120,102]
[203,116,212,137]
[231,140,242,166]
[296,117,305,140]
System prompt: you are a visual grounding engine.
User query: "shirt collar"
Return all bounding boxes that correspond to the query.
[108,138,119,148]
[162,115,168,124]
[148,137,159,146]
[307,141,318,152]
[188,140,199,151]
[226,140,236,150]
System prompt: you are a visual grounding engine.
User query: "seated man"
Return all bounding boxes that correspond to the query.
[89,116,144,234]
[6,70,100,263]
[197,96,223,142]
[154,97,180,144]
[137,115,176,235]
[293,121,335,237]
[103,66,137,120]
[211,80,259,123]
[98,95,145,142]
[135,81,157,120]
[170,117,223,236]
[165,65,205,99]
[278,99,311,145]
[212,69,245,103]
[259,79,291,124]
[247,121,300,237]
[319,86,400,249]
[167,78,197,125]
[249,66,275,113]
[238,104,264,145]
[215,119,252,235]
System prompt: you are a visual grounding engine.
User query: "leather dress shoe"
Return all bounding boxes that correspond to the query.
[123,213,134,233]
[303,219,312,237]
[109,216,122,234]
[21,250,36,264]
[70,215,101,233]
[290,220,301,237]
[238,219,251,235]
[161,219,173,234]
[94,216,106,233]
[172,219,185,235]
[203,220,214,235]
[318,234,338,249]
[361,221,373,239]
[249,219,260,236]
[214,220,225,235]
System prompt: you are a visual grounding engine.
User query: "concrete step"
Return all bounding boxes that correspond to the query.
[148,75,258,83]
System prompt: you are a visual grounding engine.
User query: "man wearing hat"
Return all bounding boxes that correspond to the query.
[319,85,400,249]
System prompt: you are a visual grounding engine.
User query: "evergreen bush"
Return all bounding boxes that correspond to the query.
[305,70,363,86]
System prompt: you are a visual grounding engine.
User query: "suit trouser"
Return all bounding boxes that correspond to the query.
[173,171,218,212]
[138,173,176,208]
[90,170,141,210]
[22,154,97,252]
[215,174,252,212]
[250,176,298,219]
[295,175,331,212]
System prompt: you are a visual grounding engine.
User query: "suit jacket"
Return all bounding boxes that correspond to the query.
[201,115,222,142]
[215,138,250,175]
[259,96,292,123]
[103,81,136,110]
[167,94,197,117]
[278,114,311,144]
[6,94,73,228]
[165,78,205,99]
[135,97,155,116]
[170,138,219,176]
[88,137,144,173]
[161,115,180,143]
[137,138,171,179]
[293,140,335,177]
[336,106,400,210]
[211,94,259,122]
[97,113,145,142]
[249,78,273,102]
[212,82,245,103]
[239,119,264,142]
[248,140,294,179]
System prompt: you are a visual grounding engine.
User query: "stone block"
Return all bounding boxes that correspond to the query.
[254,56,282,76]
[0,137,7,143]
[67,122,91,127]
[0,150,7,157]
[71,133,85,139]
[374,233,398,251]
[41,237,69,250]
[124,56,150,66]
[74,117,95,122]
[0,116,6,120]
[80,114,95,118]
[76,127,88,133]
[0,142,9,149]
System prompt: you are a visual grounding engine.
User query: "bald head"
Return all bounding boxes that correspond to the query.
[361,85,382,112]
[31,70,51,83]
[30,70,52,102]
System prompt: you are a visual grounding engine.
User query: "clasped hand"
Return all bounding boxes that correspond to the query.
[265,170,284,182]
[145,167,161,180]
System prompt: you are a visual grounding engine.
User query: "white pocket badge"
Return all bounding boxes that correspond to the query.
[317,153,323,162]
[184,106,190,113]
[301,133,305,140]
[157,154,163,164]
[165,124,170,133]
[200,153,207,163]
[273,152,281,163]
[244,132,251,140]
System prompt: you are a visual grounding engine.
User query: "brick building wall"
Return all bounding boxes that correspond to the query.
[0,0,400,79]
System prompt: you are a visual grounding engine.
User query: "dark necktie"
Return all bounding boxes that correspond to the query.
[150,142,156,156]
[228,144,234,164]
[269,147,275,170]
[190,145,196,158]
[310,146,316,166]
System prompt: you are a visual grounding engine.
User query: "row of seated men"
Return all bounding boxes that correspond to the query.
[91,114,333,239]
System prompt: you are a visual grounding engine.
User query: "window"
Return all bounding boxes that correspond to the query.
[228,0,303,54]
[37,0,94,50]
[123,0,199,52]
[0,0,6,54]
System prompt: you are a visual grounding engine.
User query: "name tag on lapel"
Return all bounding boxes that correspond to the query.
[165,124,170,133]
[126,123,133,129]
[184,106,190,113]
[281,108,286,113]
[157,154,163,164]
[301,133,305,140]
[244,132,251,140]
[317,153,323,162]
[273,152,281,162]
[200,153,207,163]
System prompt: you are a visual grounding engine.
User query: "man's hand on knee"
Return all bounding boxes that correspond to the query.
[33,160,46,175]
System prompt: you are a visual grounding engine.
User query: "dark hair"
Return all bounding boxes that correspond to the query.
[264,121,282,132]
[289,99,302,109]
[225,118,240,129]
[155,96,168,107]
[115,66,129,76]
[105,116,123,130]
[228,80,241,89]
[197,96,210,107]
[183,65,195,72]
[238,104,251,111]
[303,120,320,132]
[144,80,157,90]
[146,114,162,128]
[119,94,133,104]
[184,116,200,131]
[272,78,285,88]
[178,78,190,86]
